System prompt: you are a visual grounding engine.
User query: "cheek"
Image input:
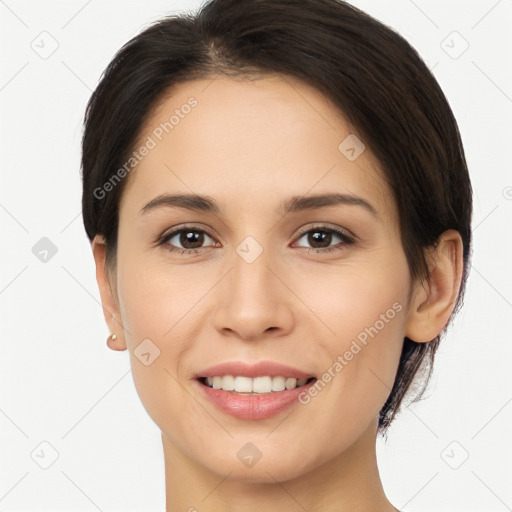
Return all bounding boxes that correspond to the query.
[115,250,212,347]
[290,290,406,469]
[114,252,219,438]
[294,257,408,414]
[294,255,409,347]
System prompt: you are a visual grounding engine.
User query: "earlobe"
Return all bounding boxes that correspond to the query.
[91,235,127,351]
[405,230,464,343]
[106,333,125,351]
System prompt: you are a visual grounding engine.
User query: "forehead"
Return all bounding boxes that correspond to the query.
[121,74,396,224]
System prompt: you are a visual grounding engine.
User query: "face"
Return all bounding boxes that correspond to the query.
[109,74,414,482]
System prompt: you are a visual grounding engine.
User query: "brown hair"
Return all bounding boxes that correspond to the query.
[81,0,472,434]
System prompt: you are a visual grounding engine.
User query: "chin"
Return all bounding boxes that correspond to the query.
[198,443,320,484]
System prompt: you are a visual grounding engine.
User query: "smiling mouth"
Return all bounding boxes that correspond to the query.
[198,375,316,395]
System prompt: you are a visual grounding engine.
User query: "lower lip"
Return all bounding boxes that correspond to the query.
[195,379,316,420]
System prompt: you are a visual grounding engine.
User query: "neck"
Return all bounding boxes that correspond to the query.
[162,417,398,512]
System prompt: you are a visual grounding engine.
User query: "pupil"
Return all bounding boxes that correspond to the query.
[309,231,331,248]
[181,231,203,249]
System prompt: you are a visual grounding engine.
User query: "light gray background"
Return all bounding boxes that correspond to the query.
[1,0,511,510]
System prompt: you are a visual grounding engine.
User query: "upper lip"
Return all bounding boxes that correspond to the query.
[195,360,316,380]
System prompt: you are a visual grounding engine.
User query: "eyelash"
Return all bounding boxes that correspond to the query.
[156,224,356,256]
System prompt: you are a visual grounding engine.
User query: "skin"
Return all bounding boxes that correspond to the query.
[92,74,463,512]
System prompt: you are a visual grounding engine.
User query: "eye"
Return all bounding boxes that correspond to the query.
[294,225,355,253]
[156,224,355,256]
[159,227,217,253]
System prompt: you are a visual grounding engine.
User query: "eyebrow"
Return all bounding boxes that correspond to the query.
[139,192,378,218]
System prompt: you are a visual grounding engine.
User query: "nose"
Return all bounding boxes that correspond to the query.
[212,245,295,341]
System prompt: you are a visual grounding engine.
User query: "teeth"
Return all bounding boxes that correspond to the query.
[203,375,312,393]
[285,377,297,390]
[271,376,285,391]
[221,375,235,390]
[234,376,253,392]
[253,376,272,393]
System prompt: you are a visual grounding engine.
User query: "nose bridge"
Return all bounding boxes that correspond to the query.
[212,234,294,339]
[233,238,271,297]
[230,234,277,308]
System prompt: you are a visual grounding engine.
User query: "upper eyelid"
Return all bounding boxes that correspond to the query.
[294,223,355,239]
[161,223,350,237]
[161,224,216,241]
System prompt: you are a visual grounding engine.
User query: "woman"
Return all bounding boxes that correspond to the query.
[81,0,472,510]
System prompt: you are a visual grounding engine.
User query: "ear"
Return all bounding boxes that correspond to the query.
[91,235,127,351]
[405,229,464,343]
